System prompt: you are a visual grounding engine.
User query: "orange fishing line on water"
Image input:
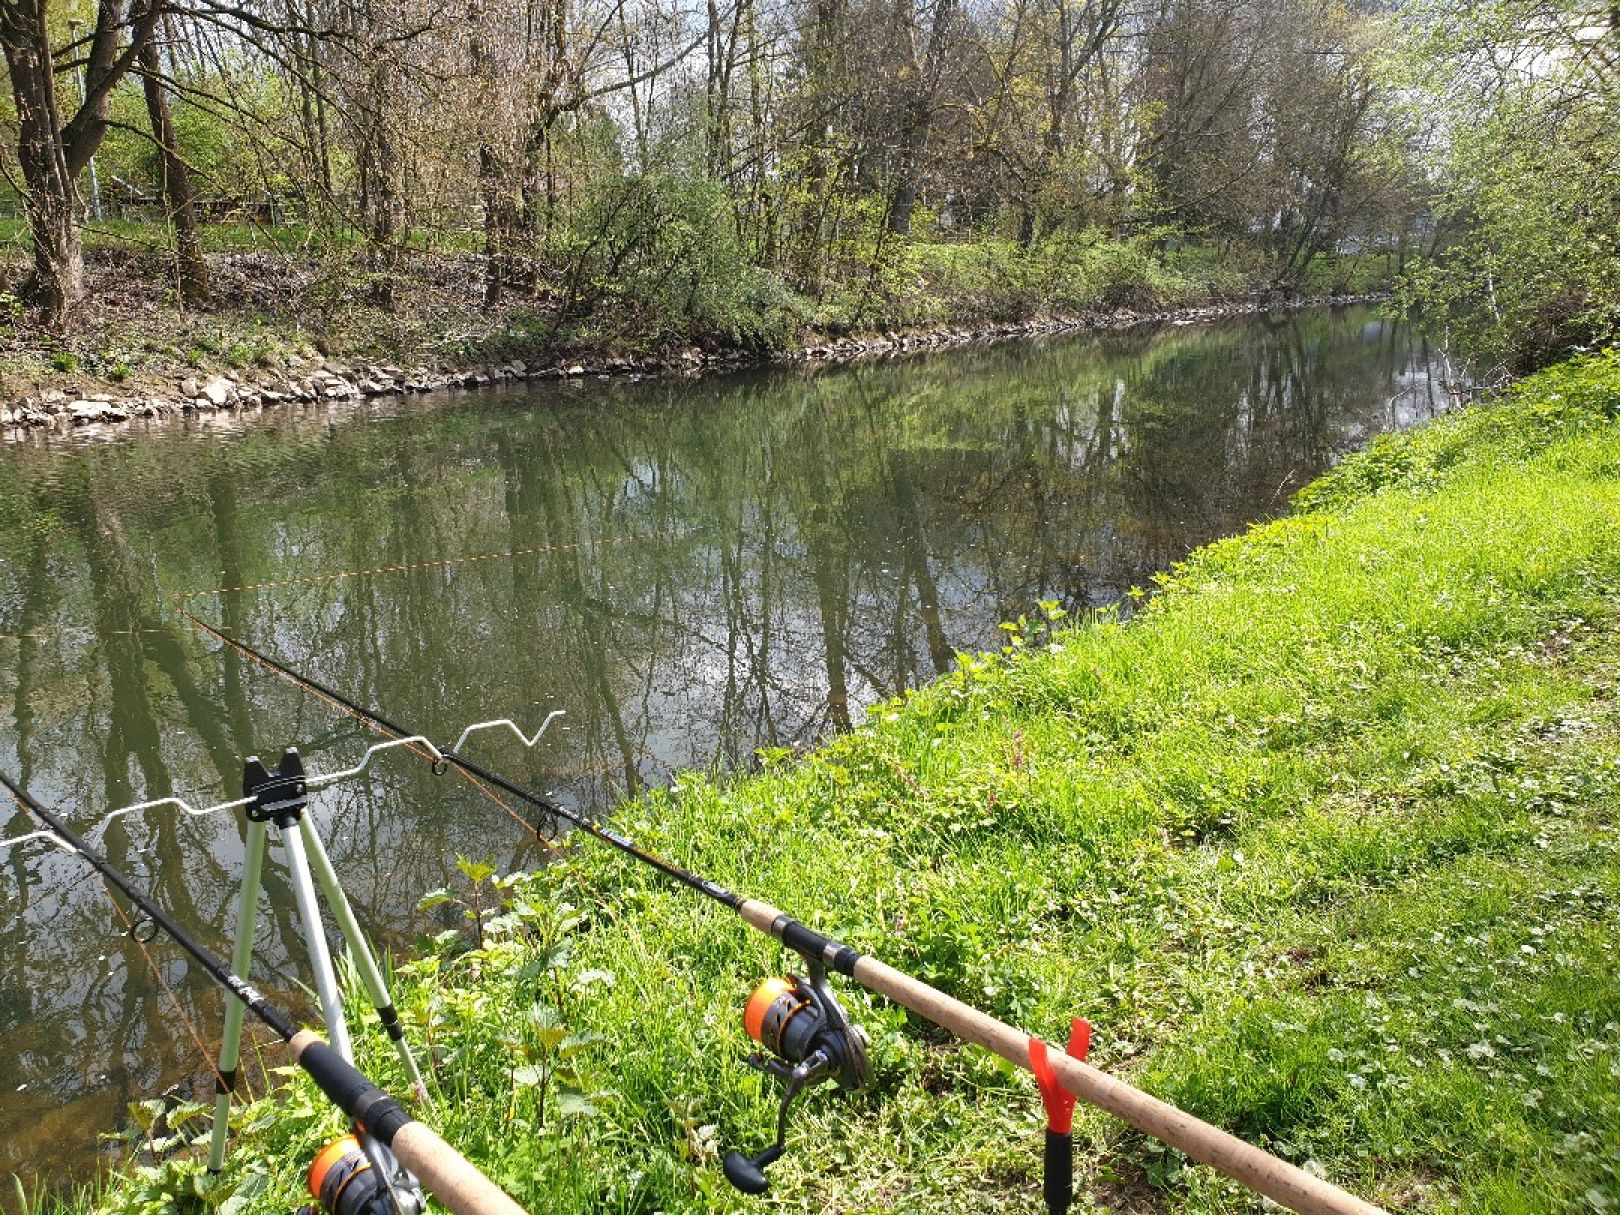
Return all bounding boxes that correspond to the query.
[170,528,694,846]
[187,614,561,854]
[173,528,688,601]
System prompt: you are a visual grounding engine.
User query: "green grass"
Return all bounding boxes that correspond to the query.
[65,351,1620,1214]
[0,216,475,257]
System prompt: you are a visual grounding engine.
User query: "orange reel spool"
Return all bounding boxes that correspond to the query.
[307,1133,422,1215]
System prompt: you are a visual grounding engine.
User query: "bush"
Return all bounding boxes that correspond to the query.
[856,230,1260,330]
[551,174,796,349]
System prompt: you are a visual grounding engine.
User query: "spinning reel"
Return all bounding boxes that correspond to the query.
[723,957,871,1194]
[307,1134,425,1215]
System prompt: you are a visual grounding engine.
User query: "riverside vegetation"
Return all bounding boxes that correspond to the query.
[1,0,1614,399]
[49,350,1620,1213]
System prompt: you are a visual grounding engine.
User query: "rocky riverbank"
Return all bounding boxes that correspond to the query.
[1,292,1386,440]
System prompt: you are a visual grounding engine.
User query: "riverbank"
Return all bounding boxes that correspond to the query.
[0,231,1387,440]
[0,293,1382,441]
[63,350,1620,1215]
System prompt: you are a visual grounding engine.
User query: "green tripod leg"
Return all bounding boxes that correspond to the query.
[207,816,268,1172]
[299,814,430,1104]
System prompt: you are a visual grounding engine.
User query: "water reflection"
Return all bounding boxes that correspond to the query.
[0,307,1448,1184]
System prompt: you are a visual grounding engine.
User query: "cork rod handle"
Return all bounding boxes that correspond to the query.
[390,1122,529,1215]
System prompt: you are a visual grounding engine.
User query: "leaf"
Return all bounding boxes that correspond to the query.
[527,1003,568,1051]
[555,1089,599,1118]
[555,1031,602,1060]
[483,911,521,937]
[164,1099,208,1130]
[511,1065,546,1088]
[428,929,467,955]
[456,857,496,884]
[216,1169,267,1214]
[234,1171,269,1198]
[538,941,574,971]
[127,1098,166,1132]
[416,887,456,911]
[514,959,548,983]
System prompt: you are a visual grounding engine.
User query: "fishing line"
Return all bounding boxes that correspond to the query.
[175,599,1388,1215]
[100,870,230,1098]
[173,530,690,603]
[182,600,742,907]
[0,770,526,1215]
[191,620,560,856]
[172,528,693,852]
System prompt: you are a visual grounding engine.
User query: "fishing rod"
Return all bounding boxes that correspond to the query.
[0,769,526,1215]
[182,605,1387,1215]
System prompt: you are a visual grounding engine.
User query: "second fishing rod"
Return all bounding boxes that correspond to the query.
[183,605,1386,1215]
[0,769,525,1215]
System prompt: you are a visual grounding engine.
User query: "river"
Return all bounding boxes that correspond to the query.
[0,305,1448,1186]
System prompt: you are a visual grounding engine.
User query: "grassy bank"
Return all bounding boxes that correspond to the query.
[0,232,1384,407]
[71,351,1620,1214]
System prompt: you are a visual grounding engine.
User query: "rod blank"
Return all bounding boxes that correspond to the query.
[176,609,1389,1215]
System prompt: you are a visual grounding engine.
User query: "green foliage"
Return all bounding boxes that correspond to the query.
[552,174,797,349]
[1295,348,1620,512]
[72,352,1620,1215]
[93,73,300,209]
[1389,0,1620,368]
[819,230,1262,331]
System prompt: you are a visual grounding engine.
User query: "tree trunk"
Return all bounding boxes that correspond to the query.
[886,145,924,235]
[138,37,209,307]
[480,146,504,308]
[0,3,83,330]
[2,0,163,329]
[883,0,957,236]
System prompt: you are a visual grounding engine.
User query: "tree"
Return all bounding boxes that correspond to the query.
[137,24,209,305]
[1391,0,1620,366]
[0,0,162,328]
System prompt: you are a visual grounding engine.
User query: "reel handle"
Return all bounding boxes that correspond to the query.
[723,1145,783,1194]
[724,1051,828,1194]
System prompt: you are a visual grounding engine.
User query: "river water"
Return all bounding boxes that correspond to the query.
[0,306,1447,1185]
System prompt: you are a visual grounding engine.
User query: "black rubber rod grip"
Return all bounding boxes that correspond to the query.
[288,1033,527,1215]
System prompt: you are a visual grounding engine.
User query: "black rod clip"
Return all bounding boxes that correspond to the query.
[244,748,309,828]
